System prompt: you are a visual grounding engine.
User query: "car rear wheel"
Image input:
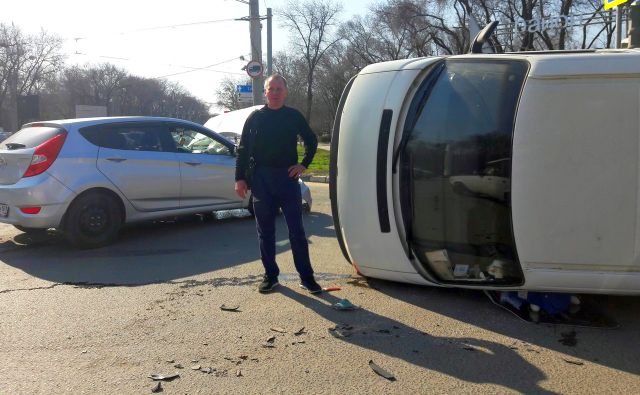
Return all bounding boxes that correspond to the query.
[65,192,122,249]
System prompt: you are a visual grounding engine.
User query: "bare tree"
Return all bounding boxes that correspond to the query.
[272,50,308,112]
[0,24,63,131]
[215,76,252,111]
[278,0,343,123]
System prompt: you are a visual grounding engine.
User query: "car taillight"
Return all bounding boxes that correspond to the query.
[19,207,41,214]
[23,133,67,178]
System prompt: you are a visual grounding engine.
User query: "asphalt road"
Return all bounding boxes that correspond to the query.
[0,183,639,394]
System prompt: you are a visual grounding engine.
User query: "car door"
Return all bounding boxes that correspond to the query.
[94,122,181,211]
[168,123,240,208]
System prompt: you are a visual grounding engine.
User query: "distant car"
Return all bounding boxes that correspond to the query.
[449,158,510,201]
[0,116,312,248]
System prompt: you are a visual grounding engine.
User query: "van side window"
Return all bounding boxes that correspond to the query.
[401,59,528,285]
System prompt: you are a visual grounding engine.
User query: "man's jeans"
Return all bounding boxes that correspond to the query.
[251,167,314,280]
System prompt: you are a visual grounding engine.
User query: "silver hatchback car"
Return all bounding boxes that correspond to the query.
[0,117,312,248]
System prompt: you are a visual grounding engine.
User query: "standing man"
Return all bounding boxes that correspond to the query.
[235,74,321,294]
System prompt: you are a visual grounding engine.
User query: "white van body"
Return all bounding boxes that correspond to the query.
[331,49,640,295]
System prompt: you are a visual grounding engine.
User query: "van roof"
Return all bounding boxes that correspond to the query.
[359,49,640,79]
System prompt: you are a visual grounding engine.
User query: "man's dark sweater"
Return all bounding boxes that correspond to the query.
[235,105,317,181]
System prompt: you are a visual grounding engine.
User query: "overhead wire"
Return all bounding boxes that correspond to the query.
[72,51,248,78]
[72,17,238,41]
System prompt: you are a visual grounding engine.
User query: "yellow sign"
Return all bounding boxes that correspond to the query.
[604,0,631,10]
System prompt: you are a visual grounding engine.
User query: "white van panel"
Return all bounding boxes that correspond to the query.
[512,77,640,277]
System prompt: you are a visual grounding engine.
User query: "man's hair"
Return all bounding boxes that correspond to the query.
[264,74,288,90]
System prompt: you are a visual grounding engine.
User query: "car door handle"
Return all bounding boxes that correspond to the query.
[106,157,126,162]
[184,161,201,166]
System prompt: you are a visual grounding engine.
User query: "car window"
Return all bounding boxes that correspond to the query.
[1,126,65,149]
[170,127,231,156]
[81,123,170,152]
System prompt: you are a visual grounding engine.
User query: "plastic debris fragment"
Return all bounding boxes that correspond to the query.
[263,336,276,348]
[368,360,396,381]
[220,304,240,312]
[332,299,357,310]
[563,358,584,366]
[148,373,180,381]
[151,381,163,393]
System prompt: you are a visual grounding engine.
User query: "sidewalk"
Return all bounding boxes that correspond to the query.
[301,174,329,183]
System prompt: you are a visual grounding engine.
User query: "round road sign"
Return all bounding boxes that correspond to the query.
[246,60,264,78]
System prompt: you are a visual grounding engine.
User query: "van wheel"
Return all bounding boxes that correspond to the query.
[65,192,122,249]
[13,225,47,234]
[247,194,255,216]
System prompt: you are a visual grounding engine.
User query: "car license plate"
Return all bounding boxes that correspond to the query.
[0,204,8,217]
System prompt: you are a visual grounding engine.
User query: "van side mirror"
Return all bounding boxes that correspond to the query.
[469,21,499,54]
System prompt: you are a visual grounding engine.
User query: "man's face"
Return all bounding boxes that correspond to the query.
[265,78,288,109]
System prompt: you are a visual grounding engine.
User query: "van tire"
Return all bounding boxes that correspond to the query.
[65,192,122,249]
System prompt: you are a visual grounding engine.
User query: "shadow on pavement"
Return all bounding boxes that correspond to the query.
[364,277,640,377]
[0,211,335,286]
[280,286,556,394]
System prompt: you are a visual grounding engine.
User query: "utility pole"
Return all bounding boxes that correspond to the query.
[267,8,273,76]
[249,0,263,105]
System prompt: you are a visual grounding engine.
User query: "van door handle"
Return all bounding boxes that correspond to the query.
[184,161,201,166]
[106,157,126,162]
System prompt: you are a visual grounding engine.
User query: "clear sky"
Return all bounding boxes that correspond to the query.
[1,0,377,108]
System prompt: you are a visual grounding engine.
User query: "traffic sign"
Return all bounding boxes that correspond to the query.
[236,85,252,93]
[604,0,630,10]
[246,60,264,78]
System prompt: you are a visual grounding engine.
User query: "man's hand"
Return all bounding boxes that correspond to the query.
[235,180,248,199]
[288,164,306,178]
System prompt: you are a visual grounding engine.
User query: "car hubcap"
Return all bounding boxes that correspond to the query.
[80,205,109,235]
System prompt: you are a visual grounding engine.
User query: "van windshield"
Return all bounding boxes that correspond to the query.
[400,59,528,285]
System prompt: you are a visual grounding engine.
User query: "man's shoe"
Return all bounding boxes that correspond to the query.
[258,276,279,293]
[300,277,322,294]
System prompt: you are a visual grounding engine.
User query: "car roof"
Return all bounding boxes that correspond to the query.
[23,116,204,130]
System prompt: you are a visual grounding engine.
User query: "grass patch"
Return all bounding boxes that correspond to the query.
[298,146,329,176]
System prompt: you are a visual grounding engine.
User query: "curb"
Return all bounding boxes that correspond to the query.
[301,175,329,184]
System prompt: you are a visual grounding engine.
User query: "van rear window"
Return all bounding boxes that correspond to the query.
[0,126,65,150]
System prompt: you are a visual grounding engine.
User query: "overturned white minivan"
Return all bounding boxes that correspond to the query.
[330,48,640,295]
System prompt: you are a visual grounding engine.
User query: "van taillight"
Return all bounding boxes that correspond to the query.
[23,133,67,178]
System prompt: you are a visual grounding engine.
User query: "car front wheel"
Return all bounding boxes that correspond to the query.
[65,192,122,249]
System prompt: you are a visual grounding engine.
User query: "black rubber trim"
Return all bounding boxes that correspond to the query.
[329,76,356,264]
[376,110,393,233]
